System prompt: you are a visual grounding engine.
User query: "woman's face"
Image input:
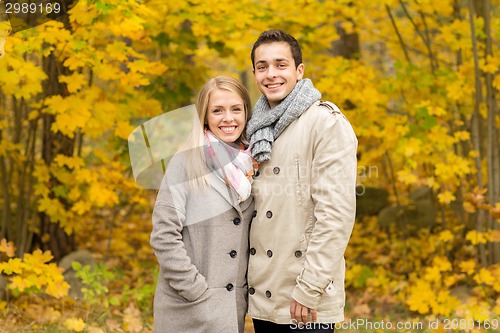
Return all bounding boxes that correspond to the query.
[206,89,246,143]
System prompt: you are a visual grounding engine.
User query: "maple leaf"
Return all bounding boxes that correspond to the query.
[438,191,456,204]
[0,238,16,257]
[0,257,23,275]
[474,269,495,286]
[122,303,143,333]
[466,230,489,245]
[438,230,454,242]
[64,318,86,332]
[459,260,476,275]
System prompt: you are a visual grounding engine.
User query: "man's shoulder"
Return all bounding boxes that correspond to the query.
[302,100,342,121]
[317,100,341,114]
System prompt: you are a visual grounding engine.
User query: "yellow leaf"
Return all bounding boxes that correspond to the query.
[397,169,418,185]
[88,183,119,208]
[423,266,442,282]
[463,201,476,213]
[59,73,88,93]
[466,230,489,245]
[10,275,29,292]
[434,256,452,271]
[54,155,84,170]
[454,131,470,141]
[64,318,86,332]
[438,230,453,242]
[0,257,23,275]
[0,238,16,257]
[459,260,476,275]
[438,191,456,204]
[490,230,500,242]
[479,56,499,74]
[115,121,135,140]
[428,106,447,117]
[473,268,495,286]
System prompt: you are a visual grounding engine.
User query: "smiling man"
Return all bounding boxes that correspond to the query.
[246,30,358,333]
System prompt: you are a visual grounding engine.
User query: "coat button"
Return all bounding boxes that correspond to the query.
[250,248,256,255]
[252,210,257,218]
[266,211,273,218]
[266,290,272,298]
[295,251,302,258]
[273,167,280,174]
[226,283,234,291]
[267,250,273,257]
[248,287,255,295]
[229,250,237,258]
[233,217,241,225]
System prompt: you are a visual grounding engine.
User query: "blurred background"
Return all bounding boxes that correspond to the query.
[0,0,499,332]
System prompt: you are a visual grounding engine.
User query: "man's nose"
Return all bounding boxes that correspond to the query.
[266,66,278,78]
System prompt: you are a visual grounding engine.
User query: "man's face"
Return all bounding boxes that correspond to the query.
[253,42,304,108]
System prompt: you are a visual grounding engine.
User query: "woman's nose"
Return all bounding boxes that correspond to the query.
[223,111,234,121]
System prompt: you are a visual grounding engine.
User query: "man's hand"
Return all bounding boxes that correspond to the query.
[290,298,317,325]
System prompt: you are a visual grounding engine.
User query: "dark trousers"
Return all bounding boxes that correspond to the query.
[253,319,335,333]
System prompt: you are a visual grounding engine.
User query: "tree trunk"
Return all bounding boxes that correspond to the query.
[481,0,500,264]
[30,50,76,262]
[468,0,488,266]
[331,21,360,60]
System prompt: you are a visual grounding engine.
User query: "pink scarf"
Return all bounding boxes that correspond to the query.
[204,129,257,202]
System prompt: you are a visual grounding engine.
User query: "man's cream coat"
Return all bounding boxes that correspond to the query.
[247,101,357,324]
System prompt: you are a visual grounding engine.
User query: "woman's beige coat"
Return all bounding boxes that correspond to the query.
[247,101,357,324]
[151,155,255,332]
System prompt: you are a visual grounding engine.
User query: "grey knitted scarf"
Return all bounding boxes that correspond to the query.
[246,78,321,163]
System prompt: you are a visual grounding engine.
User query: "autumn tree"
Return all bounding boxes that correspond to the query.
[0,0,499,330]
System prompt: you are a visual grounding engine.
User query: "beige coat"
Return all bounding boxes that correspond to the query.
[151,154,255,332]
[247,101,357,324]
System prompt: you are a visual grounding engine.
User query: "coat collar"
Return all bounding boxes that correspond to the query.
[208,174,242,215]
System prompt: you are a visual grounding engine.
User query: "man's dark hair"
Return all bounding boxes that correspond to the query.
[251,30,303,69]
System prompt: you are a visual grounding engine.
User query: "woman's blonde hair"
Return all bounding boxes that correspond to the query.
[184,76,252,188]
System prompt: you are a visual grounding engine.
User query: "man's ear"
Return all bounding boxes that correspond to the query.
[296,63,305,80]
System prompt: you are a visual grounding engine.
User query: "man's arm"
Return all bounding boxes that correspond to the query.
[291,109,358,315]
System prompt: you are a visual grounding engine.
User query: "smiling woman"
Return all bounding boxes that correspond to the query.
[206,88,247,143]
[150,76,258,333]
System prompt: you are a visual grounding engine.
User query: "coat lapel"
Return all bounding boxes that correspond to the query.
[208,174,242,215]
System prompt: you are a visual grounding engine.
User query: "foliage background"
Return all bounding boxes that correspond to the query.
[0,0,499,332]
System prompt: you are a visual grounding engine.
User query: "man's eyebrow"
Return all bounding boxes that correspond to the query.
[255,58,289,65]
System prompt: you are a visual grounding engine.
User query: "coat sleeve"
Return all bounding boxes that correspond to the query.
[291,108,358,309]
[150,156,208,302]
